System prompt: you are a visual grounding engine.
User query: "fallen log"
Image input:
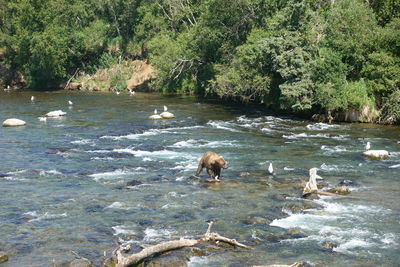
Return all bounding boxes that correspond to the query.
[115,221,252,267]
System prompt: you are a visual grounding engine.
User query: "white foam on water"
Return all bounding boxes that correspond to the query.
[164,125,205,131]
[381,233,398,246]
[6,170,28,175]
[90,156,114,161]
[206,120,242,132]
[0,176,27,181]
[306,122,346,131]
[170,139,240,148]
[106,202,131,210]
[271,196,397,256]
[320,163,339,171]
[113,148,190,161]
[283,132,348,140]
[71,139,95,145]
[171,159,198,171]
[89,168,144,182]
[270,212,340,231]
[143,228,174,242]
[112,225,136,236]
[39,170,63,176]
[321,145,347,155]
[333,239,373,254]
[24,211,67,222]
[260,127,275,133]
[86,149,112,153]
[188,256,210,267]
[389,151,400,157]
[100,126,204,140]
[100,129,163,140]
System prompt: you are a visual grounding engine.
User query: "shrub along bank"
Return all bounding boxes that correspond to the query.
[1,0,399,124]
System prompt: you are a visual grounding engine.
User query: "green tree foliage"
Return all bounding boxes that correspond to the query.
[1,0,109,89]
[1,0,399,123]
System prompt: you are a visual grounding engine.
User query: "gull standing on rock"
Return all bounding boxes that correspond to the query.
[149,109,162,120]
[365,141,371,150]
[160,105,175,119]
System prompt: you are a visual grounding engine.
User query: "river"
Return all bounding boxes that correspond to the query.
[0,90,399,266]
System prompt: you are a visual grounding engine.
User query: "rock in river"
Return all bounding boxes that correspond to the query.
[2,118,26,127]
[363,150,389,160]
[0,251,8,263]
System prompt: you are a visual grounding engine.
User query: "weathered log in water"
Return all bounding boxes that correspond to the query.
[115,221,252,267]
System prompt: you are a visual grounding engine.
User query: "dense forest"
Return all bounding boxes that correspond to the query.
[1,0,399,123]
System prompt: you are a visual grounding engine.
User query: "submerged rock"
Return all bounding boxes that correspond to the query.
[0,251,8,263]
[363,150,389,160]
[2,118,26,127]
[339,179,354,186]
[126,180,143,187]
[69,258,93,267]
[322,241,338,252]
[327,185,350,195]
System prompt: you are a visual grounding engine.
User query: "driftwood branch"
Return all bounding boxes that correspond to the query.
[115,221,252,267]
[63,68,79,90]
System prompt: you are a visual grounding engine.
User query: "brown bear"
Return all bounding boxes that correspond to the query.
[195,152,228,181]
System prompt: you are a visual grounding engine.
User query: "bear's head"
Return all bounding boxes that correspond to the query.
[216,156,228,169]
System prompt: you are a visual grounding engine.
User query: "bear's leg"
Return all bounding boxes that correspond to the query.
[195,163,204,177]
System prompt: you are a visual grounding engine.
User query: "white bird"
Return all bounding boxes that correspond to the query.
[116,91,120,95]
[309,167,323,180]
[160,105,175,119]
[303,168,320,196]
[268,162,274,174]
[31,96,35,102]
[365,141,371,150]
[128,89,135,96]
[68,100,73,105]
[38,117,47,122]
[148,109,162,120]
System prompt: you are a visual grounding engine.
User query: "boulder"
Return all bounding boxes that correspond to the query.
[363,150,389,160]
[327,185,350,195]
[66,82,82,90]
[2,118,26,127]
[0,251,8,263]
[69,258,93,267]
[46,110,67,117]
[160,111,175,119]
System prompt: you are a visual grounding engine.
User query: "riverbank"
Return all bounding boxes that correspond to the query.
[0,56,396,125]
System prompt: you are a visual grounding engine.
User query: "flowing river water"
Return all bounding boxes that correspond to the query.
[0,90,399,266]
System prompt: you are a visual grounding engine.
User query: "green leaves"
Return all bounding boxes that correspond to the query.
[1,0,399,123]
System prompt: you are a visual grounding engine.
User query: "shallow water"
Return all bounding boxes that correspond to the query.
[0,90,399,266]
